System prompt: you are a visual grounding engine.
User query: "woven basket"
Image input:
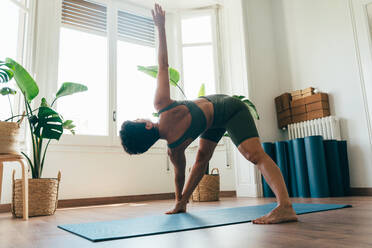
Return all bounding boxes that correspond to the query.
[192,168,220,202]
[0,121,22,155]
[12,171,61,218]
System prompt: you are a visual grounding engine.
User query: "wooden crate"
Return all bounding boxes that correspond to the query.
[292,113,307,123]
[307,109,330,120]
[304,93,328,104]
[292,105,306,115]
[306,101,329,112]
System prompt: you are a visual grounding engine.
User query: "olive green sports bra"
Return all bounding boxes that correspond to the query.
[158,100,207,148]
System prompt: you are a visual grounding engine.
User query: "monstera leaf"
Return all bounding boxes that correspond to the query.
[138,65,185,98]
[137,65,180,86]
[0,87,16,96]
[62,120,76,135]
[32,106,63,140]
[55,82,88,99]
[5,58,39,102]
[0,61,14,83]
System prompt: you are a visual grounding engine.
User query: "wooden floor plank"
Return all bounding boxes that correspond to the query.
[0,197,370,248]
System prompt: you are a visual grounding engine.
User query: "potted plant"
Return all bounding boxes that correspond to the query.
[4,58,87,217]
[0,60,24,155]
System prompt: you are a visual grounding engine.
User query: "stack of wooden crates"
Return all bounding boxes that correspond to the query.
[275,87,330,129]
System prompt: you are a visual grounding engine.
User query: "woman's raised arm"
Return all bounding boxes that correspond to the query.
[152,4,172,111]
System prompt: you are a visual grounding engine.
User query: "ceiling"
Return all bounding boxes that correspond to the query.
[122,0,221,11]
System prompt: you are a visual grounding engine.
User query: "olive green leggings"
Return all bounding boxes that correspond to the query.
[200,94,259,146]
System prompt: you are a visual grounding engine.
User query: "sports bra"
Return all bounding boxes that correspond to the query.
[158,100,207,148]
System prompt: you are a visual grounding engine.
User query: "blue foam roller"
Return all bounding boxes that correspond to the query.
[286,140,298,197]
[292,138,310,197]
[274,141,290,192]
[304,136,330,197]
[324,140,344,197]
[338,141,350,195]
[261,142,275,197]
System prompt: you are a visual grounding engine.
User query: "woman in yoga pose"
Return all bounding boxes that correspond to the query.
[120,4,297,224]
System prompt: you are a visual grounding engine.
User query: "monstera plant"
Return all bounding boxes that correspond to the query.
[5,58,87,178]
[0,60,17,120]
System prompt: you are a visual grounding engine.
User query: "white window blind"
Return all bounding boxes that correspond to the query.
[62,0,107,34]
[117,10,155,47]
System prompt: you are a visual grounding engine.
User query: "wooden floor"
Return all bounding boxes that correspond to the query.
[0,196,370,248]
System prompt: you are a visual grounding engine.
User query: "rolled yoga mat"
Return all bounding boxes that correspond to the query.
[58,203,351,242]
[274,141,290,193]
[323,140,344,197]
[338,141,350,195]
[292,138,310,197]
[304,136,330,197]
[286,140,298,197]
[261,142,275,197]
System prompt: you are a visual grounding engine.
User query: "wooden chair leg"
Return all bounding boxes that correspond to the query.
[0,162,3,202]
[18,160,28,220]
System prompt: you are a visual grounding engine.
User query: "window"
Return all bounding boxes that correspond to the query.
[58,0,108,136]
[0,0,28,121]
[58,0,156,142]
[116,10,156,130]
[180,12,219,99]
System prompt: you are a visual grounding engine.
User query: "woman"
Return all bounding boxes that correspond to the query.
[120,4,297,224]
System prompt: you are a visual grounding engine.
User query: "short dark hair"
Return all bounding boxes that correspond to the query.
[119,121,160,155]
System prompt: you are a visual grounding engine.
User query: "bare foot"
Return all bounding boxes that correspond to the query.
[165,201,187,214]
[253,204,298,224]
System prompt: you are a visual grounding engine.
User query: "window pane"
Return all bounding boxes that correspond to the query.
[57,27,108,135]
[181,15,212,44]
[0,0,20,121]
[116,41,156,132]
[183,45,216,99]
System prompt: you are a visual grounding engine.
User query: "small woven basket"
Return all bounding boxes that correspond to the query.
[12,171,61,218]
[0,121,22,155]
[192,168,220,202]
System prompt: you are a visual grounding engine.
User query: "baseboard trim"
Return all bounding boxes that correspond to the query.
[58,193,176,208]
[0,191,237,213]
[349,187,372,196]
[0,203,10,213]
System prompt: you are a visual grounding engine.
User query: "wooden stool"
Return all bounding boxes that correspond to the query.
[0,154,29,220]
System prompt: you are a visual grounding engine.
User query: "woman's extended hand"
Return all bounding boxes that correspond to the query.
[152,3,165,27]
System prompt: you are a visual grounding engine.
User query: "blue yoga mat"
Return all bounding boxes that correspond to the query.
[58,203,351,242]
[292,138,310,197]
[304,136,330,197]
[338,141,350,195]
[275,142,290,192]
[261,142,275,197]
[286,140,298,197]
[324,140,344,197]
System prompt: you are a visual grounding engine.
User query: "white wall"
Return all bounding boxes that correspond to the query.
[271,0,372,187]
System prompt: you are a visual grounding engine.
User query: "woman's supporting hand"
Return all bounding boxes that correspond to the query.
[152,3,165,28]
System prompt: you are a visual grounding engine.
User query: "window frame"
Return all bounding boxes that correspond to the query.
[177,7,223,147]
[178,8,222,98]
[1,0,31,120]
[54,0,166,149]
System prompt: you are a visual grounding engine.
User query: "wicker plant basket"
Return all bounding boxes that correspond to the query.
[0,121,22,155]
[192,168,220,202]
[12,171,61,218]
